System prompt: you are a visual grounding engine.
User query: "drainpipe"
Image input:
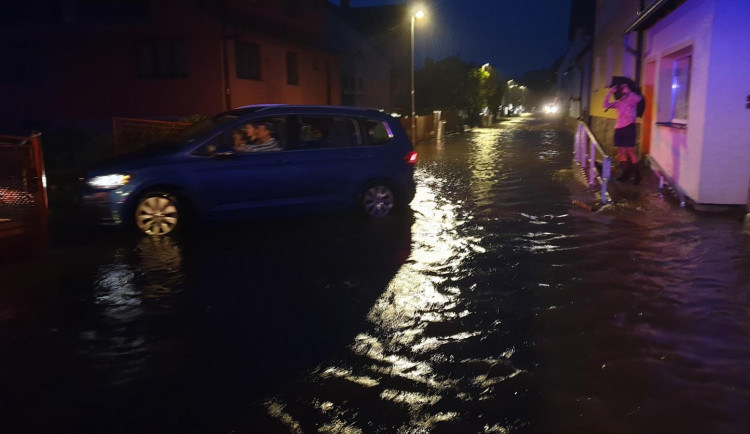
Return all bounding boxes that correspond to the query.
[222,31,232,110]
[583,42,593,124]
[219,0,232,111]
[326,59,332,105]
[635,0,645,85]
[579,60,585,119]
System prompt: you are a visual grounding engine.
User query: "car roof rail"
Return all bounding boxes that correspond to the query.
[225,105,388,118]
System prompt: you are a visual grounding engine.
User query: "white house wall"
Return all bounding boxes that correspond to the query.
[557,28,592,119]
[590,1,640,119]
[645,0,715,203]
[700,1,750,204]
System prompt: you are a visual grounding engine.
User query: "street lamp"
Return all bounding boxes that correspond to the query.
[411,8,425,143]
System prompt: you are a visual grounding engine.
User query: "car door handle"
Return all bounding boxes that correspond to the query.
[214,152,236,159]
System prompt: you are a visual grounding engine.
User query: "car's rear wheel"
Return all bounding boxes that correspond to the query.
[361,184,395,217]
[134,192,180,236]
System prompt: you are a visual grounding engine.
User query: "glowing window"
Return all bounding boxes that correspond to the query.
[670,55,691,123]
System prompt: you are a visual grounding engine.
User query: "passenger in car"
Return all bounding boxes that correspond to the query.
[232,128,248,152]
[245,122,281,152]
[240,123,259,150]
[325,120,353,148]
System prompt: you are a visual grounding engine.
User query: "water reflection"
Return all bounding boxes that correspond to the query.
[2,212,415,432]
[89,237,183,320]
[256,129,537,432]
[4,118,750,432]
[251,121,750,433]
[179,214,414,398]
[86,235,184,327]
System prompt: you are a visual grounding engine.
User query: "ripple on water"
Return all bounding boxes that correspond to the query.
[252,124,750,432]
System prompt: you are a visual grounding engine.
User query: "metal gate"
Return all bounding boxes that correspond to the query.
[112,117,190,155]
[0,132,48,255]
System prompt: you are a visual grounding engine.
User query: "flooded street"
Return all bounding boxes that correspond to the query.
[2,115,750,433]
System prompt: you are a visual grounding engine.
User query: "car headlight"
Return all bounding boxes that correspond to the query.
[87,174,131,189]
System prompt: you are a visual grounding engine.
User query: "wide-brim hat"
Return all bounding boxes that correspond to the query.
[608,76,638,91]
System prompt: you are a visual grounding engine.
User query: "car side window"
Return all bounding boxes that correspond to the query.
[365,119,393,146]
[296,116,361,150]
[234,116,288,152]
[192,129,235,156]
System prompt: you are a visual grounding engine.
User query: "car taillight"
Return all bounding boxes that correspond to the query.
[405,151,418,164]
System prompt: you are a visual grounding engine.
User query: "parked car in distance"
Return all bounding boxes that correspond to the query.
[81,105,418,236]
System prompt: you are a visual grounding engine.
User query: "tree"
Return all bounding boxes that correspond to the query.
[414,56,503,125]
[415,55,473,113]
[466,65,504,125]
[465,68,486,125]
[518,62,559,109]
[487,78,503,114]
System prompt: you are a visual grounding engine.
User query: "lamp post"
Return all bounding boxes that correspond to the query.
[410,9,424,143]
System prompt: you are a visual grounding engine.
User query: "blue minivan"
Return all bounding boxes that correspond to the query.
[81,105,417,236]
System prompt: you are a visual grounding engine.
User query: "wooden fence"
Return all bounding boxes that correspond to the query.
[401,110,464,144]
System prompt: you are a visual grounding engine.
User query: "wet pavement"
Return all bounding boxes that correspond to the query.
[2,115,750,433]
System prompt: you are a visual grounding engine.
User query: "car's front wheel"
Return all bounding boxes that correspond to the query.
[134,192,180,236]
[361,184,395,217]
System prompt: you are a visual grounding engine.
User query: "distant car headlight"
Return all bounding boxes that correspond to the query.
[544,104,559,114]
[87,174,131,189]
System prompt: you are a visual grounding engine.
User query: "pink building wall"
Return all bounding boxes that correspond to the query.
[647,0,750,205]
[0,0,340,127]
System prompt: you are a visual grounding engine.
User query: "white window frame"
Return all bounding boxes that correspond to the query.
[670,54,691,124]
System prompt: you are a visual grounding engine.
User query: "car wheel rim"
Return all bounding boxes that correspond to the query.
[363,185,394,217]
[136,196,178,236]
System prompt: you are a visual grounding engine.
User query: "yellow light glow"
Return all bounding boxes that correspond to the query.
[415,10,425,19]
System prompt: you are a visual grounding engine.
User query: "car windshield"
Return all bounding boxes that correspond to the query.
[174,114,238,144]
[149,114,239,151]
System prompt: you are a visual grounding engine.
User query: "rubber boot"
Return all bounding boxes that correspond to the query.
[616,161,631,182]
[632,162,642,185]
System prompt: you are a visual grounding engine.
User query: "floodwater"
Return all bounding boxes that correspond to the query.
[2,115,750,433]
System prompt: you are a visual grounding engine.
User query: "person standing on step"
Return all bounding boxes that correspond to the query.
[604,80,643,184]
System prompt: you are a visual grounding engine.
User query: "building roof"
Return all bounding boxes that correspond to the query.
[624,0,687,33]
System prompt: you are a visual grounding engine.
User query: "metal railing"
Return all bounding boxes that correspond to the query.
[646,155,687,207]
[112,117,191,155]
[0,132,48,246]
[574,121,612,205]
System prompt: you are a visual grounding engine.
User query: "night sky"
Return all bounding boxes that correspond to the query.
[330,0,572,78]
